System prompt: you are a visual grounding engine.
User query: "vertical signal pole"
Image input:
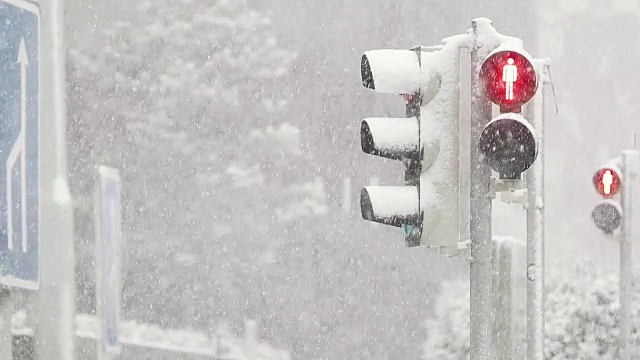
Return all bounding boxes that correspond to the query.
[36,0,76,358]
[470,18,494,360]
[619,149,638,360]
[525,59,549,360]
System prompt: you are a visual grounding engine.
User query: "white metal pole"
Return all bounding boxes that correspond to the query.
[619,149,638,360]
[469,18,494,360]
[0,289,12,359]
[35,0,76,358]
[245,320,257,360]
[491,239,513,359]
[524,59,549,360]
[95,179,109,360]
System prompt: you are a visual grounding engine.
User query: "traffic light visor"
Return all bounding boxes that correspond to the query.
[360,186,419,227]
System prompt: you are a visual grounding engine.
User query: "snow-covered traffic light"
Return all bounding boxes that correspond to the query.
[359,42,461,252]
[591,160,624,233]
[478,45,540,179]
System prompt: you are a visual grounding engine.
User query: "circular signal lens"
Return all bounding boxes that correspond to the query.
[592,168,621,197]
[480,50,538,107]
[478,115,538,179]
[591,200,623,234]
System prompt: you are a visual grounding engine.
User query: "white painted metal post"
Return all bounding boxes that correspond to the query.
[525,59,549,360]
[35,0,76,358]
[0,289,12,359]
[95,166,123,360]
[619,149,638,360]
[492,238,513,359]
[469,18,495,360]
[245,320,257,360]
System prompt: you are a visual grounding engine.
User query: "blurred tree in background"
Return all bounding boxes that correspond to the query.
[422,259,640,359]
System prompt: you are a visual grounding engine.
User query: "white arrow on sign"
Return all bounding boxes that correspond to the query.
[6,38,29,253]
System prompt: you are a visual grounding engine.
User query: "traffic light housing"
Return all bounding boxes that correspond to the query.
[359,43,461,252]
[591,160,624,233]
[478,44,540,179]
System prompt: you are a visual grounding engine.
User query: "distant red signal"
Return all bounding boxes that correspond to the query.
[593,168,621,197]
[480,50,538,107]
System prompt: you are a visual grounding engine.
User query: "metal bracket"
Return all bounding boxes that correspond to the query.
[500,189,528,206]
[458,240,493,264]
[455,240,472,262]
[466,256,492,264]
[490,176,525,197]
[457,239,472,250]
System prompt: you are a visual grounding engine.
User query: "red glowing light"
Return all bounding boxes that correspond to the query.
[480,50,538,107]
[593,168,621,197]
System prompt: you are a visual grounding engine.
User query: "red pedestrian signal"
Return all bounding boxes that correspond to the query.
[477,46,540,179]
[479,49,538,108]
[590,156,628,235]
[593,168,622,197]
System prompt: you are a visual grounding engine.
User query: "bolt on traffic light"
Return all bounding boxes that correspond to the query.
[478,45,540,179]
[359,42,461,252]
[591,161,624,233]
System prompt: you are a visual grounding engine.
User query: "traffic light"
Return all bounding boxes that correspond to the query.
[478,45,540,179]
[359,43,461,252]
[593,167,622,198]
[591,160,624,233]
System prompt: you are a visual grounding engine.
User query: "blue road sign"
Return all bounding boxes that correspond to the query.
[97,166,122,355]
[0,0,40,290]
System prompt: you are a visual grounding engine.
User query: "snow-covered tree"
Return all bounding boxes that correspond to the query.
[66,0,329,326]
[422,280,470,360]
[422,259,640,359]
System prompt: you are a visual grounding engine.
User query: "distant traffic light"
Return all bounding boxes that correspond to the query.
[591,160,624,233]
[359,43,461,252]
[592,167,622,197]
[477,45,540,179]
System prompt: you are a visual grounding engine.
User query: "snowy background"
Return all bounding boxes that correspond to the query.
[61,0,640,358]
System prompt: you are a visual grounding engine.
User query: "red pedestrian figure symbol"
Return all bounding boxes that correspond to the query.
[602,170,613,195]
[502,58,518,101]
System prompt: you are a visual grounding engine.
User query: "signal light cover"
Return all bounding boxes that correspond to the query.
[360,186,420,227]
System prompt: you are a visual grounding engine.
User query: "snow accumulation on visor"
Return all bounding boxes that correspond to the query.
[360,186,419,227]
[361,117,419,161]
